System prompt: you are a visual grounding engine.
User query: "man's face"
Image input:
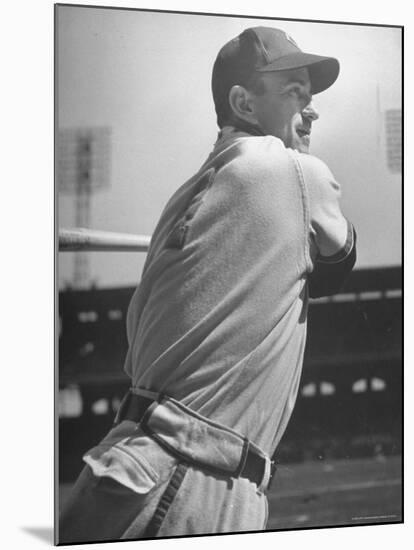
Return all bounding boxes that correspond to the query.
[249,68,319,153]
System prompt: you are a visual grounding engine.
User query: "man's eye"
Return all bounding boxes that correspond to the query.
[288,87,312,106]
[288,86,309,101]
[288,86,301,96]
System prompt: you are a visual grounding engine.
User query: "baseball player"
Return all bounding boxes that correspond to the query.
[59,26,356,543]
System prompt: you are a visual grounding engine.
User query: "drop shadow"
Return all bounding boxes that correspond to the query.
[21,526,54,545]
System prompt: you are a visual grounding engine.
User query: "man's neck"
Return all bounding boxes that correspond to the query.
[225,119,265,137]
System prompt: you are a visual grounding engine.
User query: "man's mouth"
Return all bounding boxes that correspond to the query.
[296,128,311,138]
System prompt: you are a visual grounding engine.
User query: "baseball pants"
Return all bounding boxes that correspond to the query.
[58,394,270,544]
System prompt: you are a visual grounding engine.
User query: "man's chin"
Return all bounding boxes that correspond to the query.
[289,137,310,154]
[291,143,310,154]
[297,137,311,154]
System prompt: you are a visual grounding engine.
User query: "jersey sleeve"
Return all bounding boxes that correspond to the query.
[298,154,347,256]
[296,154,357,298]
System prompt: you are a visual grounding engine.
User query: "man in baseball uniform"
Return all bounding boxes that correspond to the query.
[59,26,356,543]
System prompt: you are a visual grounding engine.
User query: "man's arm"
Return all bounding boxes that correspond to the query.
[308,220,356,298]
[296,154,357,298]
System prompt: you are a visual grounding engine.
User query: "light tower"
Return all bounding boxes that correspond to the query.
[385,109,401,174]
[57,127,111,288]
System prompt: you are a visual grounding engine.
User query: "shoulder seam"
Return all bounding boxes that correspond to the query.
[287,150,313,274]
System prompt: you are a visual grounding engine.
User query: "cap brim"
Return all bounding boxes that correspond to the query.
[257,52,339,94]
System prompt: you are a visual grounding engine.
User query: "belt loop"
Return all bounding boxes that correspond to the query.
[257,456,272,493]
[267,460,277,490]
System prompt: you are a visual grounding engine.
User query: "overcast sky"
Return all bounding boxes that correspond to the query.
[57,6,402,289]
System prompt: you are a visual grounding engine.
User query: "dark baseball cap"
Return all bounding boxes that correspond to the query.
[212,26,339,119]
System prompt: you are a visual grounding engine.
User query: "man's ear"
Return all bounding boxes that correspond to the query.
[228,85,254,122]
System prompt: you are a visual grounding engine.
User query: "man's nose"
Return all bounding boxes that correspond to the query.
[302,102,319,121]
